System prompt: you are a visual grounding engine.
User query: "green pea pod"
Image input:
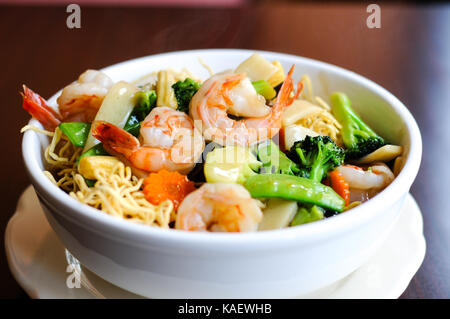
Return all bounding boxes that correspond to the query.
[123,114,141,137]
[76,143,109,165]
[58,122,91,147]
[244,174,345,212]
[84,178,96,187]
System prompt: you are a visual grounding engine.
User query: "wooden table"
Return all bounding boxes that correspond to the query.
[0,3,448,299]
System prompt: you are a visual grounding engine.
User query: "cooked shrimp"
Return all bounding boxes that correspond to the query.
[92,106,205,175]
[336,163,394,190]
[190,66,302,146]
[21,85,62,131]
[21,70,113,130]
[175,183,263,232]
[57,70,113,122]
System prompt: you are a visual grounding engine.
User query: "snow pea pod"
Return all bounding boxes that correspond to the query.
[58,122,90,147]
[244,174,345,212]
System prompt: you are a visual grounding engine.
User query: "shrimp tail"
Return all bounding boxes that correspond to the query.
[273,66,303,112]
[21,85,62,131]
[91,121,140,156]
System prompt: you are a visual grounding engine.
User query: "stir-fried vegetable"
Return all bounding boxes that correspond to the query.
[291,205,325,226]
[143,170,196,211]
[204,146,261,184]
[354,144,403,165]
[244,174,345,212]
[258,198,297,230]
[124,90,157,137]
[328,169,350,206]
[78,156,121,180]
[172,78,201,114]
[252,80,276,100]
[289,135,345,182]
[281,124,320,151]
[58,122,90,147]
[256,139,299,175]
[156,70,178,109]
[235,53,280,82]
[83,81,138,152]
[330,92,385,160]
[267,61,285,87]
[134,90,157,119]
[77,143,109,164]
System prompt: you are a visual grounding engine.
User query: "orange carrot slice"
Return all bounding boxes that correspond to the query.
[329,169,350,207]
[143,170,196,211]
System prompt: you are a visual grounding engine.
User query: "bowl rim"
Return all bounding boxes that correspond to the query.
[21,48,422,249]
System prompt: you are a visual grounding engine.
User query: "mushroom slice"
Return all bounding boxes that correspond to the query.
[354,144,403,165]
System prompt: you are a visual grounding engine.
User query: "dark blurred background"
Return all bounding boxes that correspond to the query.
[0,0,449,298]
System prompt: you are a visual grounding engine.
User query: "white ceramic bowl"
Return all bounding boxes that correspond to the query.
[22,49,422,298]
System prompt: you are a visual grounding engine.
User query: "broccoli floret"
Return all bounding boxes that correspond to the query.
[124,90,157,137]
[330,92,385,160]
[172,78,201,114]
[135,90,157,120]
[288,135,345,183]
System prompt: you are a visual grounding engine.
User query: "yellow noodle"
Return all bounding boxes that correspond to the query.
[22,125,81,190]
[300,75,315,103]
[21,125,54,137]
[70,162,174,228]
[198,57,214,77]
[294,75,343,145]
[315,96,332,111]
[174,67,201,82]
[22,125,174,227]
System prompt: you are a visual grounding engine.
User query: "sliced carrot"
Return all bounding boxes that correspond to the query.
[328,170,350,207]
[143,170,196,211]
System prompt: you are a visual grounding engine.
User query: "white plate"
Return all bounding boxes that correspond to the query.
[5,186,425,299]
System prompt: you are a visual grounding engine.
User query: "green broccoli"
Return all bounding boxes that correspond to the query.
[330,92,385,160]
[172,78,201,114]
[124,90,157,137]
[135,90,157,119]
[288,135,345,183]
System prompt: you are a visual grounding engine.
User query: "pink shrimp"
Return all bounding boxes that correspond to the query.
[91,106,205,175]
[336,163,395,203]
[175,183,263,232]
[57,70,113,122]
[21,70,113,130]
[190,65,302,146]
